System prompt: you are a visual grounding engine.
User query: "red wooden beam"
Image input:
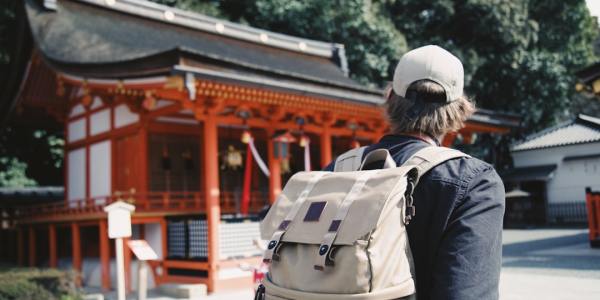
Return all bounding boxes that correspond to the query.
[160,218,168,260]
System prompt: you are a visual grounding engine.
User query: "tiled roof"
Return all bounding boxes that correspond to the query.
[511,114,600,152]
[0,186,64,204]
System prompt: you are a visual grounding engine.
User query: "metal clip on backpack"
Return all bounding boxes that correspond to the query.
[258,146,467,300]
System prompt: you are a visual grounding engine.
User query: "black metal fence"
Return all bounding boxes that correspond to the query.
[547,202,588,224]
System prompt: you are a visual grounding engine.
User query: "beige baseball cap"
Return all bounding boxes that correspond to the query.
[392,45,464,102]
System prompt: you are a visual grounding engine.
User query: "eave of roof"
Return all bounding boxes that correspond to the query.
[467,108,521,128]
[500,164,557,182]
[76,0,339,58]
[0,186,64,204]
[576,61,600,84]
[25,0,368,94]
[173,64,383,105]
[511,114,600,152]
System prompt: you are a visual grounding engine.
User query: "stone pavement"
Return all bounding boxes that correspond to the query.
[500,229,600,299]
[88,228,600,299]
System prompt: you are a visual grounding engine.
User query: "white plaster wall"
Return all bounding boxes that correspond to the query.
[145,223,164,259]
[69,104,85,117]
[90,96,103,109]
[547,157,600,204]
[68,148,86,201]
[512,142,600,167]
[90,109,111,136]
[67,119,86,143]
[89,141,111,199]
[114,104,139,128]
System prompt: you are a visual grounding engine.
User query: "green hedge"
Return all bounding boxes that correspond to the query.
[0,268,81,300]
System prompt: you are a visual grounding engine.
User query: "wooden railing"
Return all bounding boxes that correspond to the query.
[586,187,600,248]
[10,190,268,223]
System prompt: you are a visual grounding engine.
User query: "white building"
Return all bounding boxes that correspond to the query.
[507,114,600,224]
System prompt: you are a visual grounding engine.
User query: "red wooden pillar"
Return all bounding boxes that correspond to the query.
[139,126,149,195]
[267,129,281,204]
[49,224,57,268]
[160,218,168,259]
[320,125,332,168]
[71,222,82,285]
[123,237,132,293]
[17,227,24,266]
[28,226,35,267]
[203,114,221,292]
[99,219,111,291]
[442,132,458,147]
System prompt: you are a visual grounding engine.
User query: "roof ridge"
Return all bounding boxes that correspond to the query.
[577,114,600,128]
[511,119,574,149]
[70,0,340,58]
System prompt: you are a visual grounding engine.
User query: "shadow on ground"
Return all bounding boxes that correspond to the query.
[503,232,600,271]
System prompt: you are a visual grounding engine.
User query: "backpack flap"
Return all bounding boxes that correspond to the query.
[260,167,410,248]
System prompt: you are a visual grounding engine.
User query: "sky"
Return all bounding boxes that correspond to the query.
[587,0,600,20]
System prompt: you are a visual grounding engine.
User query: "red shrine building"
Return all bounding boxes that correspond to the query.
[0,0,520,294]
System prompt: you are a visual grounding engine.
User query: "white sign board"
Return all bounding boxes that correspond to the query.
[104,201,135,239]
[127,240,159,261]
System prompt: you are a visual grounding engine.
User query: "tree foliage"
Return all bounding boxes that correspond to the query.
[149,0,598,167]
[0,124,64,188]
[152,0,597,133]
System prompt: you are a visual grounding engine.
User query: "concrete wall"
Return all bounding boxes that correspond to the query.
[547,157,600,204]
[512,142,600,205]
[512,142,600,167]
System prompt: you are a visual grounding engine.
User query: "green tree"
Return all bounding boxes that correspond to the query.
[387,0,597,131]
[151,0,597,133]
[153,0,408,86]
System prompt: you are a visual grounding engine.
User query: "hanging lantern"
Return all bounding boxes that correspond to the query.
[223,145,243,170]
[142,91,157,110]
[161,146,171,170]
[299,135,310,148]
[182,148,194,170]
[241,130,252,144]
[80,81,92,107]
[281,158,291,174]
[273,131,297,160]
[81,93,92,107]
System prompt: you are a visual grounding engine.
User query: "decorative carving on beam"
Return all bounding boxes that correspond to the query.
[163,75,184,91]
[194,79,380,117]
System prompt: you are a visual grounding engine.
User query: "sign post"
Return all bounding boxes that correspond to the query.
[127,239,158,300]
[104,201,135,300]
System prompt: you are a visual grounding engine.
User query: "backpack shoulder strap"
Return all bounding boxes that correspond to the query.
[400,146,468,224]
[333,146,368,172]
[402,146,469,184]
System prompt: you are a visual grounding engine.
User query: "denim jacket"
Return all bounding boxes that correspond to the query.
[324,134,505,300]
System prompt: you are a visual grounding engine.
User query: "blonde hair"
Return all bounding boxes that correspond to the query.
[384,80,475,137]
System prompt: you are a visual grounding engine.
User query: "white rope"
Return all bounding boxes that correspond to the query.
[249,137,271,177]
[304,139,311,171]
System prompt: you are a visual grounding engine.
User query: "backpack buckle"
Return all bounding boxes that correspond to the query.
[404,174,417,225]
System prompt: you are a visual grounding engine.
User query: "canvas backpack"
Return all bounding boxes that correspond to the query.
[257,146,468,300]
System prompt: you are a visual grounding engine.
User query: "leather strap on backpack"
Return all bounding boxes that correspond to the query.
[401,146,468,224]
